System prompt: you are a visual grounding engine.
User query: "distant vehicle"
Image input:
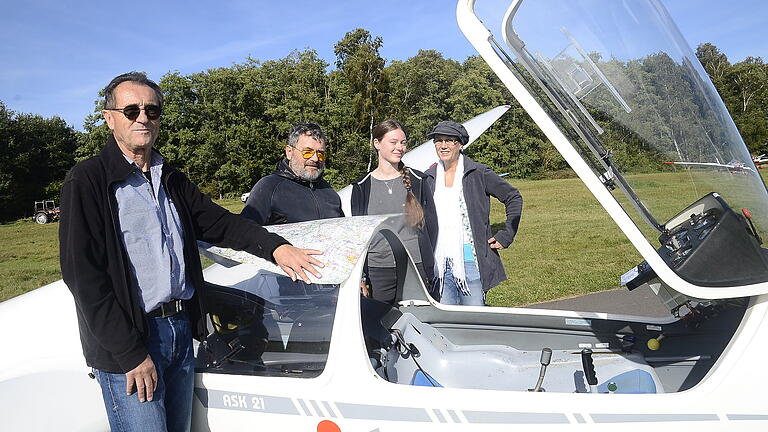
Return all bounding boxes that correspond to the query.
[752,154,768,167]
[240,192,250,202]
[32,200,60,224]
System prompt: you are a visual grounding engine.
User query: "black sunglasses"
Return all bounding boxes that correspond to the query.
[105,104,162,121]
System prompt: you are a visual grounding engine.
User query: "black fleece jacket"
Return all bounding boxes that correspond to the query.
[59,136,289,373]
[241,159,343,225]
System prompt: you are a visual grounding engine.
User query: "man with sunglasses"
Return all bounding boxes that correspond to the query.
[60,72,323,432]
[242,122,343,225]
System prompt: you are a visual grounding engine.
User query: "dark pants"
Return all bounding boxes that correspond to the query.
[368,262,429,305]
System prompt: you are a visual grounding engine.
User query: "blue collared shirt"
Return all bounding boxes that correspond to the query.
[113,152,192,313]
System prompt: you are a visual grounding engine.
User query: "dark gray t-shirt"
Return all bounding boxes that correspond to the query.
[367,176,423,267]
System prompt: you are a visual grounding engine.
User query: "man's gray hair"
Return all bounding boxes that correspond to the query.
[103,71,163,110]
[288,122,327,148]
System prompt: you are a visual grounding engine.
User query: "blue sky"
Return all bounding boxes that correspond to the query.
[1,0,766,130]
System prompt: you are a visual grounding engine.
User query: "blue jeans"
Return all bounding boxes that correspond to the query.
[93,312,195,432]
[439,260,485,306]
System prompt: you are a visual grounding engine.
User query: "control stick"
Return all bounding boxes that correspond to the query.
[530,348,552,392]
[647,334,665,351]
[581,349,598,393]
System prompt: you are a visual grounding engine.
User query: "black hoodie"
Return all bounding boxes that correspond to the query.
[241,159,343,225]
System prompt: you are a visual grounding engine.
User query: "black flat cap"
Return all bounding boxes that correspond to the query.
[427,121,470,145]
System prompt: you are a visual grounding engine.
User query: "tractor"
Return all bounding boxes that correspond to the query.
[33,200,60,224]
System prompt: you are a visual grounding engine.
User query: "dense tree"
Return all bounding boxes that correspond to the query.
[697,46,768,154]
[0,102,78,221]
[728,57,768,153]
[5,35,763,222]
[387,50,462,139]
[696,43,731,86]
[728,57,766,114]
[450,56,557,176]
[334,29,388,136]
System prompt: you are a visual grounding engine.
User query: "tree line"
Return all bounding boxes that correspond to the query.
[1,30,766,221]
[0,102,78,221]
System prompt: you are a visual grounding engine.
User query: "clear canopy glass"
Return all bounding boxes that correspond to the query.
[470,0,768,291]
[476,0,768,236]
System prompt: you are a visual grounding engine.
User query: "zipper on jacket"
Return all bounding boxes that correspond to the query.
[310,187,322,219]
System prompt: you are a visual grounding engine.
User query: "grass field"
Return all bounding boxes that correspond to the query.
[8,169,759,306]
[1,174,647,306]
[486,176,641,306]
[0,220,62,301]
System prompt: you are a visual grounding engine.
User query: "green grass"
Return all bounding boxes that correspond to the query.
[0,182,641,305]
[7,172,754,307]
[0,219,63,301]
[0,200,245,303]
[486,177,640,307]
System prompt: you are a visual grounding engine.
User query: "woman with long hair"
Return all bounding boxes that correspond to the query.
[350,119,438,304]
[425,121,522,305]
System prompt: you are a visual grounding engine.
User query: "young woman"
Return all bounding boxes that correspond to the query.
[350,119,438,304]
[425,121,523,305]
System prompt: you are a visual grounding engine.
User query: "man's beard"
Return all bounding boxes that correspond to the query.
[295,163,323,181]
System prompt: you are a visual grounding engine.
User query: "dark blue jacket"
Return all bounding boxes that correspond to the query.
[425,156,522,292]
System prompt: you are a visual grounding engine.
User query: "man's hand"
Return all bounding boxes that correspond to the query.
[125,354,157,403]
[273,245,324,283]
[488,237,506,250]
